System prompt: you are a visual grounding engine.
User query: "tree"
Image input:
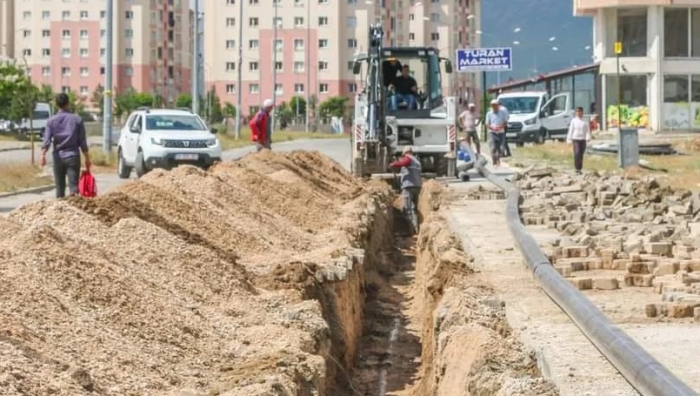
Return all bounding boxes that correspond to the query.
[319,96,348,122]
[91,84,104,116]
[207,87,224,123]
[289,96,306,117]
[275,101,293,126]
[37,84,55,104]
[114,89,154,119]
[176,93,192,108]
[223,102,236,118]
[0,61,30,122]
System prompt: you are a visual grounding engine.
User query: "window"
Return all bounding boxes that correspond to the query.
[665,8,700,58]
[249,61,259,70]
[125,10,134,19]
[605,75,648,128]
[319,83,329,93]
[125,29,133,38]
[347,61,354,71]
[693,10,700,57]
[80,29,88,39]
[42,11,50,20]
[42,30,50,37]
[62,48,71,58]
[62,11,70,20]
[347,39,357,48]
[295,84,304,93]
[80,86,88,96]
[145,115,207,130]
[275,39,283,51]
[409,32,415,41]
[226,62,236,71]
[249,17,259,26]
[226,0,235,4]
[275,84,283,94]
[428,54,443,105]
[431,32,440,41]
[294,61,304,72]
[42,48,50,56]
[249,83,259,93]
[430,13,439,22]
[125,48,134,57]
[249,0,259,4]
[62,29,71,39]
[319,39,329,48]
[226,40,236,49]
[294,39,304,51]
[80,48,88,58]
[318,17,328,26]
[663,75,691,129]
[275,61,283,71]
[61,67,71,76]
[615,8,647,57]
[318,61,328,70]
[80,67,88,76]
[273,17,282,27]
[42,67,50,76]
[80,10,88,20]
[347,16,357,27]
[226,84,236,94]
[23,11,31,19]
[295,17,304,27]
[348,83,357,92]
[249,39,259,48]
[226,17,235,26]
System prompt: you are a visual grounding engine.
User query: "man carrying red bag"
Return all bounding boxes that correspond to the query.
[249,98,275,151]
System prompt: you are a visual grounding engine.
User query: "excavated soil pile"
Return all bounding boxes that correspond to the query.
[0,151,393,396]
[409,181,559,395]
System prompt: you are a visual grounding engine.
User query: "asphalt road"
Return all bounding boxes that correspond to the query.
[0,134,121,164]
[0,138,352,213]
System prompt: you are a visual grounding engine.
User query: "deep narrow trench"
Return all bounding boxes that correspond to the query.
[341,210,424,396]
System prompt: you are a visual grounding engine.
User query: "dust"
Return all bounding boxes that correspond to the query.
[0,150,388,396]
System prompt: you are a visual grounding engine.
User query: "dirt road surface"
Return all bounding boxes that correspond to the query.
[444,163,700,395]
[0,138,351,213]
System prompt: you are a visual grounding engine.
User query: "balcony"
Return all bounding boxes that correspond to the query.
[574,0,697,14]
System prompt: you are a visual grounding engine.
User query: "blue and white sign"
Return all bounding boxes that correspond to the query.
[456,47,512,72]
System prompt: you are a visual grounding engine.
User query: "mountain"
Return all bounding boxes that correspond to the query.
[480,0,593,86]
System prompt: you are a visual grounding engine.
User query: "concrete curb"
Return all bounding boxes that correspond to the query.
[0,184,54,199]
[0,142,102,153]
[0,146,30,152]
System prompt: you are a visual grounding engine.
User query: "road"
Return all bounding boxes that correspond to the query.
[0,133,122,164]
[0,138,352,213]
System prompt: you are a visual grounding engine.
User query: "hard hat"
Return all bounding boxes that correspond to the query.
[263,99,274,107]
[468,103,476,108]
[402,146,413,155]
[490,99,499,105]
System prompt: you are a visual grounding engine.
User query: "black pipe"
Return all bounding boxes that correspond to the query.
[466,149,697,396]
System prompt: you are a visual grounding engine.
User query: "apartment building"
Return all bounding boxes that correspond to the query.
[203,0,479,116]
[575,0,700,131]
[8,0,192,103]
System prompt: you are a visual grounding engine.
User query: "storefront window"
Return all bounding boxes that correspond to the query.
[617,8,647,57]
[605,75,648,128]
[663,75,690,130]
[691,76,700,128]
[665,9,689,57]
[692,9,700,57]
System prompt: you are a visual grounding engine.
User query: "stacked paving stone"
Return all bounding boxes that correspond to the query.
[512,167,700,322]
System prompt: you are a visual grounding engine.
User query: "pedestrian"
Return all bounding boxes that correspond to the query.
[499,104,512,157]
[249,99,274,151]
[40,93,91,198]
[566,106,592,175]
[389,146,422,233]
[458,103,481,156]
[484,99,509,167]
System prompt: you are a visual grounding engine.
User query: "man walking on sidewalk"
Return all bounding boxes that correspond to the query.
[250,99,275,151]
[485,99,509,167]
[40,93,91,198]
[458,103,481,156]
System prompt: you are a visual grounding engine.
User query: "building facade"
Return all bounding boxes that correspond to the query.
[203,0,479,117]
[575,0,700,131]
[6,0,192,104]
[0,0,14,60]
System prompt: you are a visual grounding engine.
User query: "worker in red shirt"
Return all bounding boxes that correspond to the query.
[249,98,274,151]
[389,146,422,233]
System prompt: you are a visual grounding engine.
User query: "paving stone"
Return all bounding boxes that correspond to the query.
[568,277,592,290]
[654,261,679,276]
[593,278,619,290]
[624,274,655,287]
[695,307,700,322]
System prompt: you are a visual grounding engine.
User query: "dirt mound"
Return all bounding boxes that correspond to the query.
[0,150,392,395]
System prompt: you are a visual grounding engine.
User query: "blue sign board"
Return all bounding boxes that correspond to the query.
[455,47,512,72]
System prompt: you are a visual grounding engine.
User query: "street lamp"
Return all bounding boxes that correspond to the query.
[14,27,36,165]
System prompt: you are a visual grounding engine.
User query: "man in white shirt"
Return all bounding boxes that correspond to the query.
[458,103,481,156]
[566,106,592,175]
[485,99,509,167]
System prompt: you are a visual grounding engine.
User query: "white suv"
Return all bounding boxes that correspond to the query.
[117,108,222,178]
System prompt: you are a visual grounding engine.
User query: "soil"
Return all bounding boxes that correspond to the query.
[0,151,383,396]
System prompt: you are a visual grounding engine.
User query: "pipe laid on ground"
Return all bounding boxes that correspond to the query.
[467,151,697,396]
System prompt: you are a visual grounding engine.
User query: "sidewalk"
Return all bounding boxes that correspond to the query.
[444,164,638,396]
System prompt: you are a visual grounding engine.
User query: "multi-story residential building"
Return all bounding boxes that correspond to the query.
[575,0,700,132]
[0,0,14,60]
[8,0,192,104]
[203,0,479,117]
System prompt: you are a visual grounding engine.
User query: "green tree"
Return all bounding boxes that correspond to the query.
[9,80,38,125]
[134,92,154,107]
[319,96,348,122]
[176,93,192,108]
[37,84,55,103]
[90,84,104,116]
[275,101,293,126]
[0,61,31,122]
[289,96,306,117]
[207,87,224,123]
[223,102,236,118]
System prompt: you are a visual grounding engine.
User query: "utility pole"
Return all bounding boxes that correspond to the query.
[103,0,113,155]
[271,2,278,135]
[20,50,35,165]
[192,0,200,114]
[234,0,243,139]
[305,0,310,133]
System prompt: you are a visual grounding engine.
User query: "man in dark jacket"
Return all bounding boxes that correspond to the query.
[250,98,274,151]
[382,58,402,87]
[389,146,422,232]
[40,93,91,198]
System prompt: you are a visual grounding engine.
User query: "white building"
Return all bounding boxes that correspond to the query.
[575,0,700,132]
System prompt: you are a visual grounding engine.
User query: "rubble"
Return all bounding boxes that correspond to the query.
[516,168,700,320]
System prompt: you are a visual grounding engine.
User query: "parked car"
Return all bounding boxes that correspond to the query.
[497,91,574,147]
[117,108,222,178]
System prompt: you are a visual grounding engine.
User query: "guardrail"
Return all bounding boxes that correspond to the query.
[467,151,697,396]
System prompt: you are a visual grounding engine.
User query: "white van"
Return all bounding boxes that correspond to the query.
[19,102,53,137]
[496,91,573,146]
